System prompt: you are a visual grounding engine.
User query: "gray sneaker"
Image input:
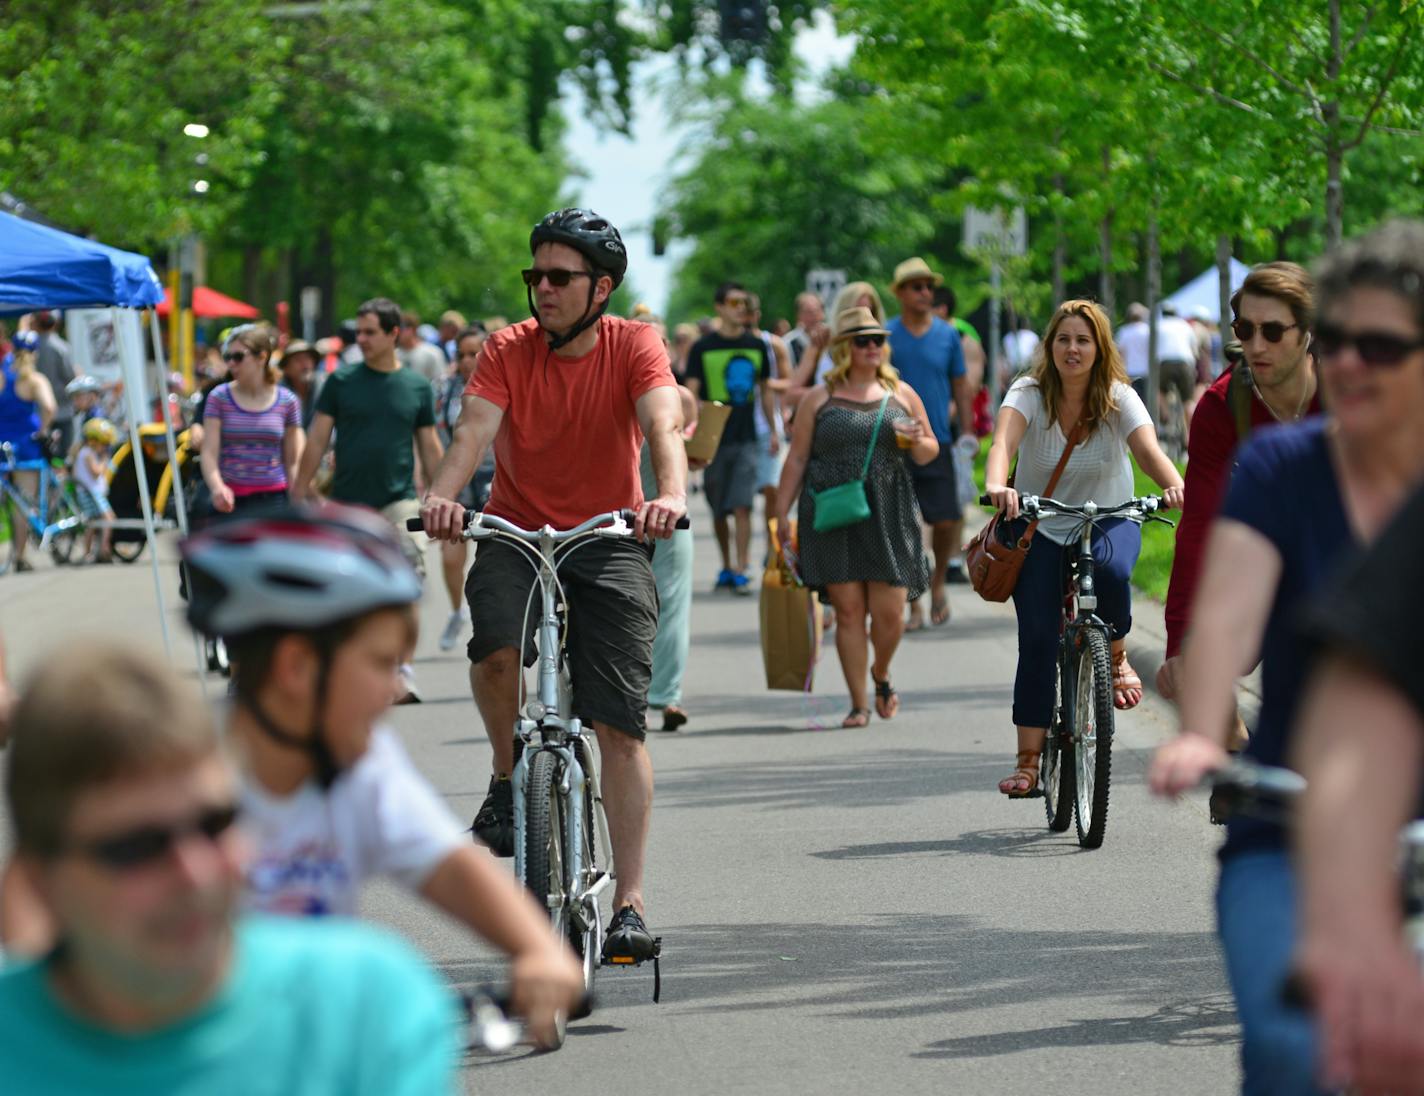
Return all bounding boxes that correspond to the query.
[395,663,422,705]
[438,608,469,652]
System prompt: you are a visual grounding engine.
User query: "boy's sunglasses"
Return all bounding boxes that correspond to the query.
[851,334,887,348]
[1231,320,1299,344]
[1314,325,1424,368]
[69,803,241,871]
[521,267,591,289]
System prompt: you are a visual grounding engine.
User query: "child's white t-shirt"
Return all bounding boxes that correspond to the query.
[241,727,465,917]
[73,447,108,500]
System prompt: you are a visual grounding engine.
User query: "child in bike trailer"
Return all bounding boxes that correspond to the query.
[72,417,116,564]
[180,501,582,1045]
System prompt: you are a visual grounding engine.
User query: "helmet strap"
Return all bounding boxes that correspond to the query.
[528,277,608,353]
[236,641,342,790]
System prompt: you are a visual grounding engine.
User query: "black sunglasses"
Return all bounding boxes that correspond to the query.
[223,350,249,363]
[69,803,241,871]
[851,334,887,348]
[1314,325,1424,368]
[521,267,592,289]
[1231,320,1299,344]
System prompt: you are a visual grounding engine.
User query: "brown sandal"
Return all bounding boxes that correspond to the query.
[1113,650,1143,710]
[998,750,1042,798]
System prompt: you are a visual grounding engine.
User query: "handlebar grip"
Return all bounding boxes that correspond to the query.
[619,508,691,530]
[978,494,992,506]
[405,517,424,532]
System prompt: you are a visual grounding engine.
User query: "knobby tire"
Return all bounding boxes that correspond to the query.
[1073,629,1115,849]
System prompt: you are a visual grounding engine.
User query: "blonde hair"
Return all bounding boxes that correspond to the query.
[225,324,280,385]
[831,281,885,324]
[1028,299,1128,434]
[0,346,37,398]
[824,338,899,395]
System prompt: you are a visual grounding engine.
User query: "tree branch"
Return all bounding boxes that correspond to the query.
[1343,26,1415,150]
[1345,2,1383,58]
[1182,13,1321,113]
[1149,61,1302,126]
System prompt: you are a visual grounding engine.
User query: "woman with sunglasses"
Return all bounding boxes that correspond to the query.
[775,307,937,727]
[200,325,304,517]
[1149,220,1424,1095]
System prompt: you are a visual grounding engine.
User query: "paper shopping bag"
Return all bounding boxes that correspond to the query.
[759,519,823,691]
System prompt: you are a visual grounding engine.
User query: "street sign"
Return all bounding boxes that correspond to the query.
[806,268,846,310]
[963,205,1027,256]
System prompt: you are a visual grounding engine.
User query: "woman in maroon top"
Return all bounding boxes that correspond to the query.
[1158,263,1321,704]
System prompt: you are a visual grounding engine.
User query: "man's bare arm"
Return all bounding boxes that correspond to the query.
[290,412,334,502]
[420,395,503,541]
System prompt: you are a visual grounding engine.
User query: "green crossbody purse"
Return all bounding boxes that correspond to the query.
[811,391,891,533]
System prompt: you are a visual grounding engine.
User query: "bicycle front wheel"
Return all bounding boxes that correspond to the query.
[1042,654,1076,833]
[2,498,28,575]
[47,491,83,565]
[523,748,570,1048]
[569,739,601,999]
[1072,628,1115,849]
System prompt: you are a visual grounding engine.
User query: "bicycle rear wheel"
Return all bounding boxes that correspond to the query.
[2,497,28,575]
[522,749,569,1047]
[1042,654,1076,833]
[1073,628,1115,848]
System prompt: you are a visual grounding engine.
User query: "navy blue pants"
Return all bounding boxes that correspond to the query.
[1008,517,1140,728]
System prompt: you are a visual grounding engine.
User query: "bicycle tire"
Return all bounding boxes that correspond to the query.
[47,491,82,565]
[1073,628,1115,849]
[569,739,600,999]
[111,537,145,563]
[2,497,27,575]
[1042,655,1076,833]
[522,749,569,1048]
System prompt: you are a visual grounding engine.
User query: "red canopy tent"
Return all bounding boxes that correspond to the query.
[155,285,260,319]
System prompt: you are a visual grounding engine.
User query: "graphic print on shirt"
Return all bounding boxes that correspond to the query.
[246,839,352,916]
[700,347,763,406]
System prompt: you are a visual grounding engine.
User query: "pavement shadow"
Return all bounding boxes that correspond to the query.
[656,913,1235,1053]
[812,827,1081,861]
[657,750,1013,812]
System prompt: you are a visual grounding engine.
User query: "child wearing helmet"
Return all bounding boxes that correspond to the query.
[180,501,583,1045]
[73,417,116,564]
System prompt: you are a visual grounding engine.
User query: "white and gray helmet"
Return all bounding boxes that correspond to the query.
[181,502,421,638]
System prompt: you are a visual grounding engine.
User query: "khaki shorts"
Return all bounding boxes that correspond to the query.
[379,497,428,580]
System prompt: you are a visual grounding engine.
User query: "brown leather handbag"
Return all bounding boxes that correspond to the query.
[966,420,1084,602]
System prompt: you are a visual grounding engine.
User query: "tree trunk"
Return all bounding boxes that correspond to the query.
[1146,204,1161,430]
[1052,172,1066,303]
[242,245,261,308]
[1324,0,1344,249]
[1216,232,1233,372]
[1098,146,1115,318]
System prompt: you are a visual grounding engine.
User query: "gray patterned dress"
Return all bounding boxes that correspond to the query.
[798,394,929,599]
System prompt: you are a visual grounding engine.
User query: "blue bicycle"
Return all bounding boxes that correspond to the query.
[0,439,85,574]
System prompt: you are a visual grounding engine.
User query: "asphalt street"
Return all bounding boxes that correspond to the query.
[0,513,1239,1095]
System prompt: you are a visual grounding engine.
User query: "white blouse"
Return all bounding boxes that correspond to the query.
[1001,378,1153,544]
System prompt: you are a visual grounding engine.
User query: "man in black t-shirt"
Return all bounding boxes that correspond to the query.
[1291,481,1424,1092]
[684,281,773,595]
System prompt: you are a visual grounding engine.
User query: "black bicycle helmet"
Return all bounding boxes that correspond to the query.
[530,207,627,289]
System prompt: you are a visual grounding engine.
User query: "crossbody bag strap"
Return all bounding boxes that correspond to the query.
[1015,418,1085,548]
[858,391,892,481]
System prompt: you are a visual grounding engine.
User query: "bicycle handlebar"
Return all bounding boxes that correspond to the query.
[406,508,690,539]
[977,493,1171,523]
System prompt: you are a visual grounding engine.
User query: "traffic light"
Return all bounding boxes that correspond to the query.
[719,0,765,44]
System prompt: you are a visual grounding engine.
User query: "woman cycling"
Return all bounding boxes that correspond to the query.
[1149,220,1424,1095]
[200,325,304,518]
[985,299,1183,797]
[0,331,57,573]
[775,306,937,727]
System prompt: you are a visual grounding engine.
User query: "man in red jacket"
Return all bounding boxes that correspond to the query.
[1158,262,1321,741]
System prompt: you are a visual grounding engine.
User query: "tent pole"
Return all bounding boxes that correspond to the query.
[149,309,210,694]
[112,308,172,660]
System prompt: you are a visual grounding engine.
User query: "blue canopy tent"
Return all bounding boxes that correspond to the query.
[0,211,191,665]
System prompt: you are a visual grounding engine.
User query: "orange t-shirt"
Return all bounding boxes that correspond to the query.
[465,316,676,530]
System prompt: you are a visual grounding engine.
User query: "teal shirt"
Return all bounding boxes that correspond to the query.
[315,362,437,510]
[0,916,459,1095]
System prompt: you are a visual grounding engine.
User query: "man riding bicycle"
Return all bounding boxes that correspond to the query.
[421,208,687,966]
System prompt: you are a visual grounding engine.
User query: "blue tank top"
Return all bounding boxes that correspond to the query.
[0,358,42,458]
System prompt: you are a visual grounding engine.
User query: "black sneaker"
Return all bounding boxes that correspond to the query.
[472,776,514,857]
[601,904,657,964]
[945,561,969,584]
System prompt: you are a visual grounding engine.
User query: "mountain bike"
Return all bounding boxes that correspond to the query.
[0,439,84,574]
[408,507,681,1038]
[1000,494,1176,848]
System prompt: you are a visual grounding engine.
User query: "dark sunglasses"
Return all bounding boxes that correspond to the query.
[223,350,249,363]
[851,334,887,348]
[1231,320,1299,344]
[70,803,241,870]
[722,296,750,309]
[903,281,935,293]
[521,267,592,289]
[1314,325,1424,368]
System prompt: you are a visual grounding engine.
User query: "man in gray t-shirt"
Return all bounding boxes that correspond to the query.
[397,310,449,386]
[31,312,75,449]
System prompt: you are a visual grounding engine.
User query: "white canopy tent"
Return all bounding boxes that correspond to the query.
[1163,258,1252,323]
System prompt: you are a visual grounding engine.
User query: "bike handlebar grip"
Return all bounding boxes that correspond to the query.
[618,507,691,530]
[979,494,992,506]
[405,517,424,532]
